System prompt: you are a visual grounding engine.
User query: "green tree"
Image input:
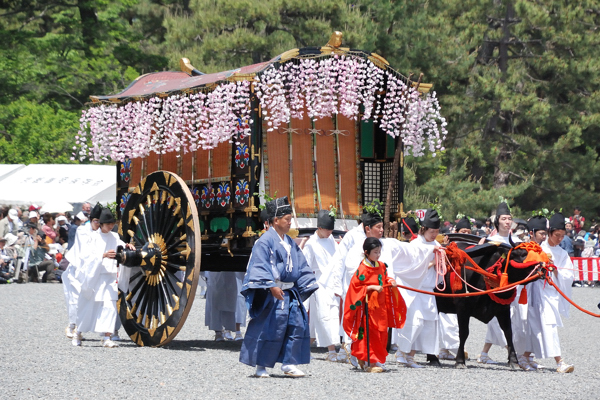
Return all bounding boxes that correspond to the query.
[0,99,79,163]
[161,0,370,72]
[361,0,600,219]
[0,0,172,163]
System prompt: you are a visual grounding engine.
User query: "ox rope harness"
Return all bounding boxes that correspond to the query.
[390,240,600,317]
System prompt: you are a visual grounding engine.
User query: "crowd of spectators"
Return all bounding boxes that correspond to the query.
[0,202,92,284]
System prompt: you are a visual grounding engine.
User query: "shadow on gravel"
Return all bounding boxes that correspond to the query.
[162,339,243,352]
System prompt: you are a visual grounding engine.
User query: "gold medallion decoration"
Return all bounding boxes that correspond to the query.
[116,170,201,347]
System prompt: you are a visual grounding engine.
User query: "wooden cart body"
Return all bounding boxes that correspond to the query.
[84,33,438,346]
[108,50,413,271]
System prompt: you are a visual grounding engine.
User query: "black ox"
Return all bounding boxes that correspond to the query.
[429,234,545,368]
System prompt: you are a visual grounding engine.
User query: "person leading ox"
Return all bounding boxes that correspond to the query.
[524,213,574,373]
[477,202,520,364]
[392,208,444,368]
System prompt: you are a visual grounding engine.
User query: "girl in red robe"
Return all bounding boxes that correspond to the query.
[343,237,407,372]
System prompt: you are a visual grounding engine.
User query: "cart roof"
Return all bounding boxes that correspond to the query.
[89,37,431,104]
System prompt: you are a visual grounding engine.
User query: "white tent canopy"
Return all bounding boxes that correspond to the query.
[0,164,25,181]
[0,164,116,207]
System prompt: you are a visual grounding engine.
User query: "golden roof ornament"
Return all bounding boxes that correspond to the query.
[326,31,343,48]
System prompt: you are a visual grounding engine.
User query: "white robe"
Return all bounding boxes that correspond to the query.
[63,224,94,325]
[527,240,574,358]
[438,313,459,352]
[204,271,246,331]
[76,230,124,334]
[483,233,521,348]
[318,224,366,298]
[302,232,339,347]
[392,235,440,354]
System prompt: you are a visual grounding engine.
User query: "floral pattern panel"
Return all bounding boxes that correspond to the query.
[119,159,131,188]
[216,182,231,208]
[200,184,215,210]
[234,179,250,207]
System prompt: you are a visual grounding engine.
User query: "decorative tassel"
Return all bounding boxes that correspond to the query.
[450,272,463,293]
[500,272,509,287]
[518,287,528,304]
[368,291,380,310]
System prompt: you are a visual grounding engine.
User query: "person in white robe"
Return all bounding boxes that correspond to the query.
[63,204,102,340]
[523,213,574,373]
[477,202,520,364]
[73,209,130,348]
[392,208,442,368]
[437,216,471,360]
[512,215,548,371]
[302,210,339,361]
[318,205,383,365]
[204,270,246,341]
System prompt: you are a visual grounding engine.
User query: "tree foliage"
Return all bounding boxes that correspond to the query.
[1,0,599,219]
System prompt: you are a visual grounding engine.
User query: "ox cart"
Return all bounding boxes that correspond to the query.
[78,32,445,346]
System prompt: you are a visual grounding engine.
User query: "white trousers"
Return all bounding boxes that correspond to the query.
[485,317,508,347]
[438,313,459,351]
[395,318,439,355]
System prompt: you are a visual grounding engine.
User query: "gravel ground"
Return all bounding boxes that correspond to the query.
[1,284,599,399]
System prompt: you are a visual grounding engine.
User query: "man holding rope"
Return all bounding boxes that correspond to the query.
[392,208,443,368]
[524,212,574,373]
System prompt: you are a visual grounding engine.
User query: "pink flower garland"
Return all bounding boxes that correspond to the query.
[75,55,446,162]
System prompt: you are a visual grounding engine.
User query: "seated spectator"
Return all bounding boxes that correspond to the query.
[565,222,575,239]
[41,213,58,244]
[559,231,574,256]
[24,223,57,283]
[484,218,493,234]
[66,215,82,251]
[27,211,39,227]
[80,202,92,219]
[573,238,585,257]
[0,236,16,284]
[56,216,70,247]
[0,208,22,238]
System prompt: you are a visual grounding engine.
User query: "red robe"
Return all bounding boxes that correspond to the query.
[343,258,407,364]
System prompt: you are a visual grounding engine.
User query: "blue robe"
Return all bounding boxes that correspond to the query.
[239,228,318,368]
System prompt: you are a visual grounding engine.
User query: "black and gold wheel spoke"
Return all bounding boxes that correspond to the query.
[117,171,201,347]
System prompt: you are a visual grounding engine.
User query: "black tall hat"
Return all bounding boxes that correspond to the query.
[422,208,440,229]
[527,216,548,232]
[401,217,419,234]
[90,203,103,220]
[549,213,566,230]
[98,208,116,224]
[496,202,511,217]
[362,209,383,228]
[317,210,335,230]
[265,196,292,218]
[455,216,471,232]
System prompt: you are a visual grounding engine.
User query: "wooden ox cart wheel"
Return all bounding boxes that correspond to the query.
[116,171,201,347]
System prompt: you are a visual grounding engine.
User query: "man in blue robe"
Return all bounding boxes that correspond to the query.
[239,196,318,378]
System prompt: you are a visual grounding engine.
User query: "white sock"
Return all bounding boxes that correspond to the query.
[69,323,76,329]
